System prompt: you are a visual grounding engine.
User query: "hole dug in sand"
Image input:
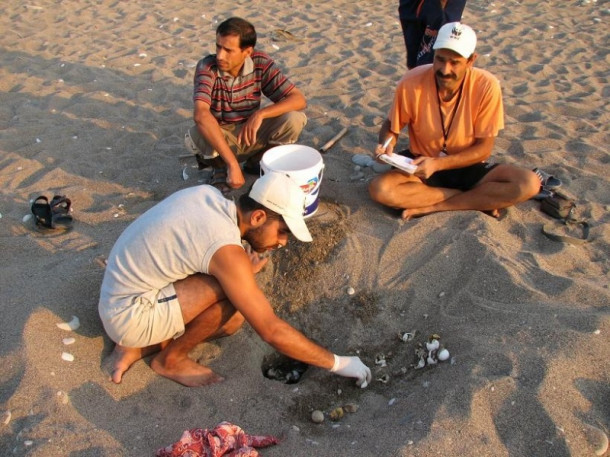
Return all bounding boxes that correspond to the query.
[262,352,309,384]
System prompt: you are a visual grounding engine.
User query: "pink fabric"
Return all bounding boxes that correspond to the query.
[156,421,279,457]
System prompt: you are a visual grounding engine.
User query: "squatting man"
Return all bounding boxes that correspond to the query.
[98,172,371,388]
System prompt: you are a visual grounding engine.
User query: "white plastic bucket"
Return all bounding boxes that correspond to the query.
[260,144,324,217]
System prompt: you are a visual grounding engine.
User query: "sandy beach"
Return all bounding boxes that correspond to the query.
[0,0,608,456]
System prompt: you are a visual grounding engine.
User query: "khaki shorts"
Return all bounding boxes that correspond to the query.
[100,283,185,348]
[185,111,307,160]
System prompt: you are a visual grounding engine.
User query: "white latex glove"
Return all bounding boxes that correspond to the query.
[330,355,372,388]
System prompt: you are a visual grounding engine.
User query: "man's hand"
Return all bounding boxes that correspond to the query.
[412,156,439,179]
[226,163,246,189]
[330,355,372,388]
[244,244,269,274]
[237,111,263,147]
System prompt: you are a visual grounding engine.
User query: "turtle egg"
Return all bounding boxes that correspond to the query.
[437,348,450,361]
[426,339,440,351]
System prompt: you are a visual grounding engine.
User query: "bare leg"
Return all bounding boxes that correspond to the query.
[150,300,243,387]
[370,165,539,219]
[148,274,244,387]
[401,166,540,219]
[103,342,168,384]
[104,273,240,386]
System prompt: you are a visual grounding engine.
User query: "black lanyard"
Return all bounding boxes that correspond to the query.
[436,79,465,154]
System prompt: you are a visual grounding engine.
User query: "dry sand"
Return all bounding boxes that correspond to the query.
[1,0,609,456]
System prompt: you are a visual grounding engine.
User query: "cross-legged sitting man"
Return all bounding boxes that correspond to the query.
[99,172,371,388]
[184,17,307,193]
[369,22,540,219]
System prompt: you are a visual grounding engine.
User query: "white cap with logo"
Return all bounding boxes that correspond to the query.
[249,172,313,242]
[433,22,477,58]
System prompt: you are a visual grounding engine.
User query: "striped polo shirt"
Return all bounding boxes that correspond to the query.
[193,51,295,125]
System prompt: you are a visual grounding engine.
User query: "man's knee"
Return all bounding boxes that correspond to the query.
[368,174,394,203]
[268,111,307,143]
[223,311,245,336]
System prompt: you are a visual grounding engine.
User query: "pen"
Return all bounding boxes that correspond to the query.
[382,137,392,149]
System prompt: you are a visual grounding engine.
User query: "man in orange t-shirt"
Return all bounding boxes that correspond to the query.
[369,22,540,219]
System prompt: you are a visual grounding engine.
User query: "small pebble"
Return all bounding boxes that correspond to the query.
[24,440,33,447]
[349,171,364,181]
[343,403,359,413]
[372,162,391,173]
[311,410,324,424]
[1,411,11,425]
[388,398,396,406]
[346,286,355,295]
[351,154,374,167]
[62,337,75,345]
[22,214,32,223]
[61,352,74,362]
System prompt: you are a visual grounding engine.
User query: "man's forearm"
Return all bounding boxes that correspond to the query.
[257,88,306,120]
[195,111,240,169]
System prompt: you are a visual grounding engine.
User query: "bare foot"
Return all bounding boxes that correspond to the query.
[150,352,224,387]
[102,343,160,384]
[401,208,427,220]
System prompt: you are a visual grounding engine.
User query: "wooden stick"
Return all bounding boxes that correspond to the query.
[319,127,348,153]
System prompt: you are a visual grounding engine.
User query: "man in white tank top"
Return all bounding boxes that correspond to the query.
[99,172,371,388]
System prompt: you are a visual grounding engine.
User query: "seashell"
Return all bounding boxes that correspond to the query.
[329,407,344,421]
[377,374,390,383]
[1,410,11,425]
[24,440,33,447]
[437,348,450,361]
[62,337,76,345]
[414,358,426,369]
[426,339,440,351]
[346,286,355,295]
[61,352,74,362]
[583,423,609,456]
[399,332,414,342]
[388,398,396,406]
[375,353,386,366]
[22,214,32,223]
[343,403,359,413]
[182,166,189,181]
[311,410,324,423]
[427,355,438,365]
[56,316,80,331]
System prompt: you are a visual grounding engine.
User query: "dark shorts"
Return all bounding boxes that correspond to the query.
[397,149,499,191]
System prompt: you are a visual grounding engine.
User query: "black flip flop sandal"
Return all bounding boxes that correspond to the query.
[31,194,73,230]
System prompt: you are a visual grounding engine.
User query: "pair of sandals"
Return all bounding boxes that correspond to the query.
[31,195,73,231]
[532,168,562,200]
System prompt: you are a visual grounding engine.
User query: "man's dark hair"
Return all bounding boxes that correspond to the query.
[216,17,257,49]
[237,193,283,222]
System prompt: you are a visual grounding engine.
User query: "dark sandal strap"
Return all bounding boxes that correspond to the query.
[31,196,53,228]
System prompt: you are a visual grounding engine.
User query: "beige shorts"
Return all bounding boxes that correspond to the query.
[100,283,185,348]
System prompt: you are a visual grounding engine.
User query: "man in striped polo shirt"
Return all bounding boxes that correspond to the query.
[185,17,307,192]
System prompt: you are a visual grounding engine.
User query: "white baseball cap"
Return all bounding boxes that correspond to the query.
[433,22,477,58]
[249,172,313,242]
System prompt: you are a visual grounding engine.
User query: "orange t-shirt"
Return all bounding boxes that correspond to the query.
[388,65,504,157]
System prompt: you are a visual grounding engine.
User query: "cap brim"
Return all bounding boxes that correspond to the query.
[283,214,312,242]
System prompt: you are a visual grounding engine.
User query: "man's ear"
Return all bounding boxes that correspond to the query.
[243,46,253,58]
[249,209,267,227]
[467,53,478,66]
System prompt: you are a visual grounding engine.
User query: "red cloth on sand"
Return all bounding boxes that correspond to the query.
[156,421,279,457]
